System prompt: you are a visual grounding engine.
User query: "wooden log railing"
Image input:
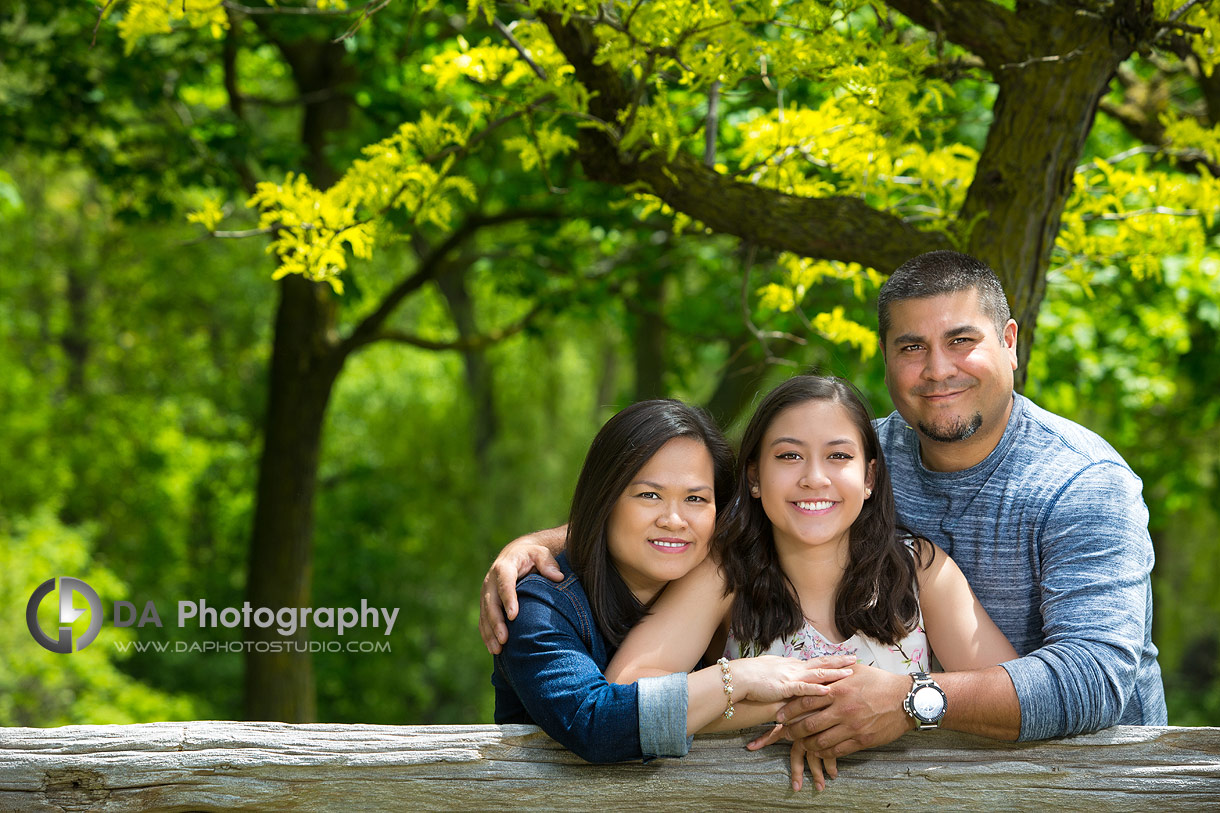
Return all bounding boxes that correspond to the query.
[1,722,1218,811]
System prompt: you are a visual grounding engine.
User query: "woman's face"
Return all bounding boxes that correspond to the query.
[606,436,717,604]
[749,399,875,557]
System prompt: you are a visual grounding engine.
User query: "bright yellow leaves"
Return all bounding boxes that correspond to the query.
[1057,152,1219,290]
[99,0,229,53]
[190,112,477,292]
[186,196,225,232]
[245,173,369,294]
[756,255,880,359]
[99,0,353,52]
[1156,0,1220,74]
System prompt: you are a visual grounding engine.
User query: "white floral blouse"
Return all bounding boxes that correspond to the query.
[724,616,930,675]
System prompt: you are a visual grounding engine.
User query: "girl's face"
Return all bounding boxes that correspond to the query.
[748,399,875,556]
[606,436,717,604]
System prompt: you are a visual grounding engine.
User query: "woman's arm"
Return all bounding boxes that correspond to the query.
[917,541,1019,671]
[496,580,645,763]
[606,556,856,735]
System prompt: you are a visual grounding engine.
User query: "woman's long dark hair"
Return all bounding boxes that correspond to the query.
[567,400,735,649]
[714,375,921,652]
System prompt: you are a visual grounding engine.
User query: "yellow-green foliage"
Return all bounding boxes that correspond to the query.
[1057,155,1219,291]
[1158,0,1220,74]
[756,255,882,359]
[0,509,201,726]
[97,0,229,53]
[166,1,1220,361]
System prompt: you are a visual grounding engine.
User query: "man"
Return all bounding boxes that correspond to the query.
[480,250,1166,759]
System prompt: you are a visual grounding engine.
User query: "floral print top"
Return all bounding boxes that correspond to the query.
[724,615,929,675]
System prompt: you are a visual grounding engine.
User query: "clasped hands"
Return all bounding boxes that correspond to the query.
[748,663,915,792]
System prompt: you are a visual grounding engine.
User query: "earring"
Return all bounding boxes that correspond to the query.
[750,485,760,497]
[864,488,873,499]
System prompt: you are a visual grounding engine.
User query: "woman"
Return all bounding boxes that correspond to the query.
[493,399,855,763]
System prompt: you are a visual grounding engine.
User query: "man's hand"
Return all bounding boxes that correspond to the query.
[746,664,914,759]
[479,529,565,654]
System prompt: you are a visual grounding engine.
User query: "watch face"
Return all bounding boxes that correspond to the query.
[912,686,945,720]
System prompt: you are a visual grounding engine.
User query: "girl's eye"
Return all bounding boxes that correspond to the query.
[637,491,660,499]
[685,495,708,503]
[776,451,801,460]
[829,452,854,460]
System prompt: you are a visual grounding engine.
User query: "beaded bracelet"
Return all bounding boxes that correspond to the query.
[716,657,735,719]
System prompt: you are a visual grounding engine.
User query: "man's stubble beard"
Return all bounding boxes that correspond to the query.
[918,412,983,443]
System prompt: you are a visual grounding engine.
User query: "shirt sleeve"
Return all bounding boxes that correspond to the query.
[1001,461,1155,739]
[496,585,645,763]
[637,672,692,758]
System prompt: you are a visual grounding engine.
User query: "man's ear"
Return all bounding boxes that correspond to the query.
[1003,318,1019,371]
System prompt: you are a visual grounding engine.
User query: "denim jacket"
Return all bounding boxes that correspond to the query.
[492,554,690,763]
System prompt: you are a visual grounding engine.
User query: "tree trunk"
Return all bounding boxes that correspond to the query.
[704,339,767,430]
[241,30,355,720]
[243,275,342,722]
[437,268,498,464]
[631,270,667,400]
[958,12,1133,388]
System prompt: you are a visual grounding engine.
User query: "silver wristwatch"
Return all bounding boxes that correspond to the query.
[903,671,947,729]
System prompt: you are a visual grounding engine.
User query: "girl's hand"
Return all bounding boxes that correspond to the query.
[789,739,837,792]
[733,654,856,703]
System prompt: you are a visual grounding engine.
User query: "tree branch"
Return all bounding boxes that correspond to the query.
[494,18,548,80]
[883,0,1025,69]
[337,209,561,358]
[222,0,390,17]
[366,301,547,353]
[1097,64,1220,176]
[538,11,951,273]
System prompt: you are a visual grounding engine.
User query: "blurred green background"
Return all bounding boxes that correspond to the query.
[2,1,1218,728]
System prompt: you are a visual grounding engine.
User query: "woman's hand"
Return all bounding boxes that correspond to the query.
[731,654,856,703]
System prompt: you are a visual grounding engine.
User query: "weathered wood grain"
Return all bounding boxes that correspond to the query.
[0,723,1217,812]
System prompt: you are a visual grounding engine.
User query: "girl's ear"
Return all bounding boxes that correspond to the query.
[746,462,760,498]
[865,459,877,495]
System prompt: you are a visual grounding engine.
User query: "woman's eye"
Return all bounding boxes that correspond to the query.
[829,452,853,460]
[686,495,708,503]
[637,491,660,499]
[776,451,801,460]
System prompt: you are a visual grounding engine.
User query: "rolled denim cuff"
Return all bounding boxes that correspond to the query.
[637,673,692,758]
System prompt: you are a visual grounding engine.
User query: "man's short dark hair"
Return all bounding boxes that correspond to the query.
[877,250,1012,343]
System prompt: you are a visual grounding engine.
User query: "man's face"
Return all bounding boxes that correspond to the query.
[881,289,1018,469]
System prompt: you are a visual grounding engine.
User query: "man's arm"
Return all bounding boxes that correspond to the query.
[1000,462,1162,738]
[748,663,1020,758]
[479,525,567,654]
